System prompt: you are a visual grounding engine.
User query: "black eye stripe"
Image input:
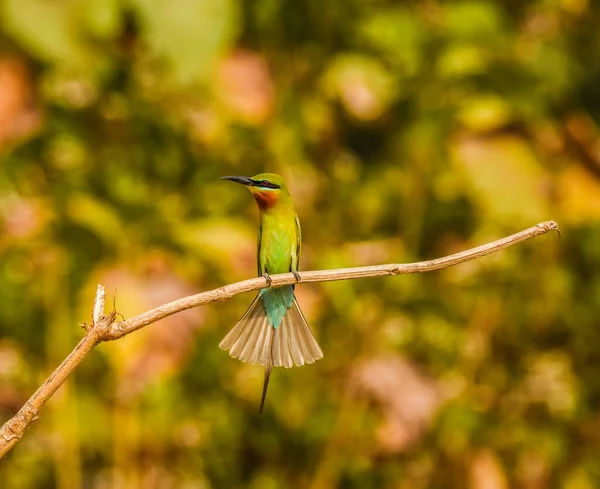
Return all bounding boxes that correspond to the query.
[251,179,280,189]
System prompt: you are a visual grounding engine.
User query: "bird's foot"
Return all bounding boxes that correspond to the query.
[292,271,302,283]
[262,273,272,287]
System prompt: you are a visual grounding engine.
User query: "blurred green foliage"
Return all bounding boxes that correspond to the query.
[1,0,600,488]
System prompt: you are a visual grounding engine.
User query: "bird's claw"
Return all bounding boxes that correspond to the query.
[292,271,301,283]
[263,273,272,287]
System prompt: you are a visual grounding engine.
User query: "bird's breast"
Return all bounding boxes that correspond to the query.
[259,212,298,274]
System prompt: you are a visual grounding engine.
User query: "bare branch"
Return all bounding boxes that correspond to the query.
[0,220,559,459]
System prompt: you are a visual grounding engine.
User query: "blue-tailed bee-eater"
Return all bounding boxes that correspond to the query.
[220,173,323,412]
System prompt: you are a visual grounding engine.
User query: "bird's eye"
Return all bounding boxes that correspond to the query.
[261,180,269,186]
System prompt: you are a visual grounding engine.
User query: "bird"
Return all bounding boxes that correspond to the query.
[219,173,323,413]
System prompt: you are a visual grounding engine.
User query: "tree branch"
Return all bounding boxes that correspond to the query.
[0,220,559,459]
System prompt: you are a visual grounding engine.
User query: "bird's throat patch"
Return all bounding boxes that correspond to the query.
[252,190,278,210]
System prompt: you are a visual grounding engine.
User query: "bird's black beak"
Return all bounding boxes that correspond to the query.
[221,176,254,186]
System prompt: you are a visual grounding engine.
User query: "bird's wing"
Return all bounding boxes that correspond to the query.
[292,214,301,272]
[257,223,264,276]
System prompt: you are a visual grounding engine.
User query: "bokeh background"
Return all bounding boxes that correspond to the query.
[1,0,600,487]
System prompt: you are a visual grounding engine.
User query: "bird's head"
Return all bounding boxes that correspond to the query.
[221,173,290,210]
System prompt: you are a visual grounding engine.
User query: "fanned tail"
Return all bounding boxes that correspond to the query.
[219,292,323,412]
[219,295,274,365]
[273,297,323,367]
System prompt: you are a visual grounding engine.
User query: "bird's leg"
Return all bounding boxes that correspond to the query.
[262,272,272,287]
[292,271,302,283]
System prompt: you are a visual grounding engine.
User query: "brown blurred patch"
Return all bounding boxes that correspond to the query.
[0,341,29,412]
[562,112,600,179]
[0,196,52,240]
[516,450,549,489]
[0,57,42,148]
[349,356,443,453]
[469,450,508,489]
[216,50,274,125]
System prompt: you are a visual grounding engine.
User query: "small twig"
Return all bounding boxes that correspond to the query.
[0,220,559,459]
[92,284,105,325]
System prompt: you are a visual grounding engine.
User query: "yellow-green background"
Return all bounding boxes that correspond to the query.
[1,1,599,488]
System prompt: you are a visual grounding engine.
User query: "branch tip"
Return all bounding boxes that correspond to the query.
[543,220,560,236]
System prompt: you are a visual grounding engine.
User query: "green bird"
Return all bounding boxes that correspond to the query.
[220,173,323,412]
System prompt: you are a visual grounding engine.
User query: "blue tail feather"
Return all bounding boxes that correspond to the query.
[259,285,294,329]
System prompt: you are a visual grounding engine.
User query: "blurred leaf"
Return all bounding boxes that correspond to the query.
[323,54,397,120]
[358,8,424,75]
[457,94,512,132]
[437,44,488,78]
[84,0,122,39]
[66,193,126,244]
[131,0,239,85]
[452,135,550,226]
[1,0,88,66]
[442,1,506,41]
